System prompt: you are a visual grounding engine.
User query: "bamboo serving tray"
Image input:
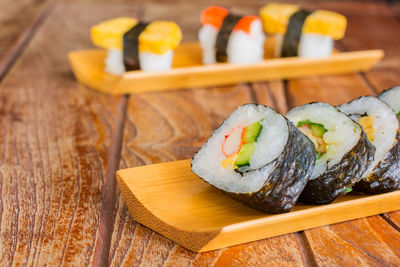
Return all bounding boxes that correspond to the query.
[117,159,400,252]
[69,42,384,95]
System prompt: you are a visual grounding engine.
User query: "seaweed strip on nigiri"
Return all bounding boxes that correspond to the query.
[259,3,347,58]
[199,6,265,64]
[91,18,182,74]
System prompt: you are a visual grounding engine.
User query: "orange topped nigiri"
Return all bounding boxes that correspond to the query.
[198,6,265,64]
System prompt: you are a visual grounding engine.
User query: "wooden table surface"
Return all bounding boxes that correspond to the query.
[1,0,400,266]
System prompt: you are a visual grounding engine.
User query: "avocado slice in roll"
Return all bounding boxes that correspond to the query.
[191,104,315,213]
[286,102,375,204]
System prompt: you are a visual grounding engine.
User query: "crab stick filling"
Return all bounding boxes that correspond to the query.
[201,6,260,35]
[221,121,263,169]
[297,120,328,159]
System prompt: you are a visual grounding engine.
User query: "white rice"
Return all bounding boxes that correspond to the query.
[298,34,333,58]
[286,103,361,179]
[191,104,288,193]
[338,96,398,178]
[139,50,174,71]
[105,49,126,75]
[274,33,333,58]
[379,86,400,114]
[104,49,174,74]
[198,24,218,64]
[198,20,265,64]
[226,20,265,64]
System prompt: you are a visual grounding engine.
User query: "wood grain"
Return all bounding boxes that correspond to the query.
[111,81,311,263]
[0,3,139,265]
[340,4,400,91]
[284,4,400,263]
[286,74,400,266]
[305,216,400,266]
[117,159,400,252]
[0,0,53,79]
[110,1,400,265]
[1,0,399,266]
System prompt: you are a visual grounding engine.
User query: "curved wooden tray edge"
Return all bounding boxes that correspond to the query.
[68,47,384,95]
[116,160,400,252]
[116,170,221,252]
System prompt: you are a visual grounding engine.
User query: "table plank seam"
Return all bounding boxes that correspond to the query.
[294,232,319,267]
[92,95,130,267]
[358,73,379,95]
[0,0,55,83]
[282,80,294,111]
[252,81,320,266]
[247,82,258,103]
[380,214,400,233]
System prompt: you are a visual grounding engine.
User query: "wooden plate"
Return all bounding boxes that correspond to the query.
[69,42,383,95]
[116,159,400,252]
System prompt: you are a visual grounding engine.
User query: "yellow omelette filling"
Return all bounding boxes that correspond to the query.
[259,3,347,40]
[359,116,375,142]
[221,154,238,169]
[91,18,182,54]
[139,21,182,54]
[259,3,299,34]
[91,17,138,50]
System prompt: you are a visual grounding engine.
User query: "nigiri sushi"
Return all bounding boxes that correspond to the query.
[259,3,347,58]
[199,6,265,64]
[91,18,182,75]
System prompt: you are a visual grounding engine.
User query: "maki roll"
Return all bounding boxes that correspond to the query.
[91,18,182,74]
[379,85,400,119]
[259,3,347,58]
[199,6,265,64]
[191,104,315,213]
[286,103,375,204]
[338,96,400,194]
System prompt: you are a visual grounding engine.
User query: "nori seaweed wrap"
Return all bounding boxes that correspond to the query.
[281,9,311,57]
[259,3,347,58]
[123,22,149,71]
[339,95,400,194]
[191,104,315,213]
[286,102,375,204]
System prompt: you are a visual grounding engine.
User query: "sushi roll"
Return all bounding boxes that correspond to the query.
[259,3,347,58]
[379,85,400,118]
[191,104,315,213]
[286,103,375,204]
[199,6,265,64]
[91,18,182,74]
[338,96,400,194]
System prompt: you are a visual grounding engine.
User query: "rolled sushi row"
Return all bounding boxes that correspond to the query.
[91,3,347,75]
[191,86,400,213]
